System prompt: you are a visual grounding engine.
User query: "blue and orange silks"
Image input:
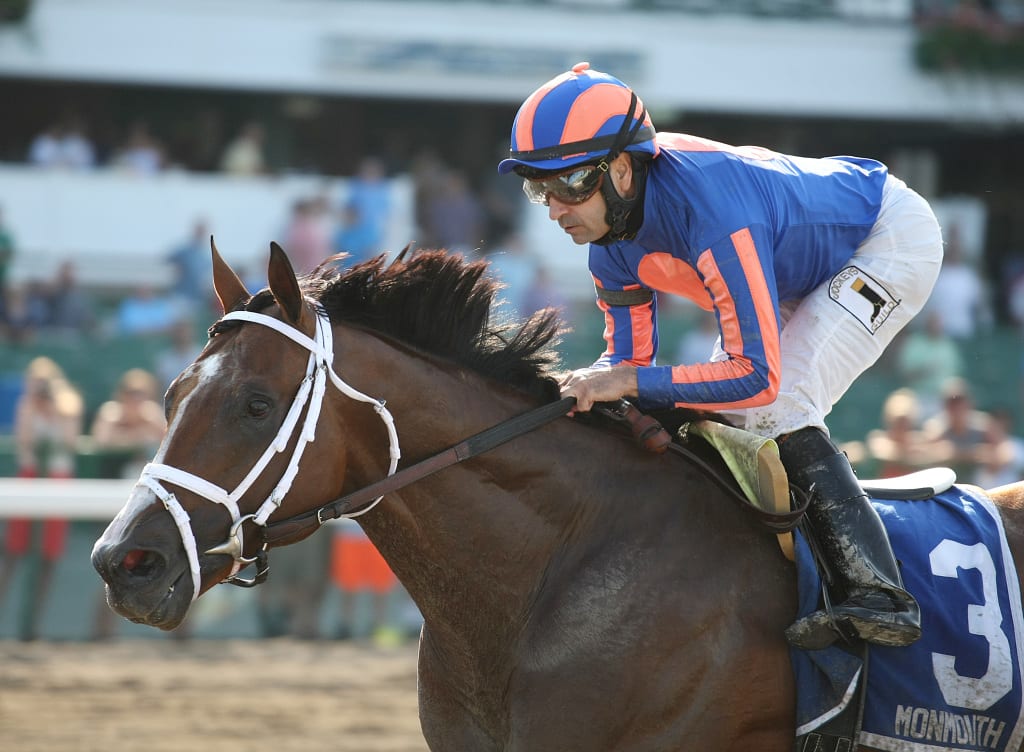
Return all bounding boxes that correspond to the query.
[590,132,888,411]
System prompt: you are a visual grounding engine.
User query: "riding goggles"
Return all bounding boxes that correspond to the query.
[522,163,607,206]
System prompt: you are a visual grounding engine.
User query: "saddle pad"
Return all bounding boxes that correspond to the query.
[791,485,1024,752]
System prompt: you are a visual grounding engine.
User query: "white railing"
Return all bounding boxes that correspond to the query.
[0,477,359,529]
[0,478,134,519]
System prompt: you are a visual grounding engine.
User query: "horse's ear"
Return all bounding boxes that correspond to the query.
[211,237,251,313]
[267,241,303,325]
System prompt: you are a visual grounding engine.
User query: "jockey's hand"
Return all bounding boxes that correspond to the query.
[559,365,639,414]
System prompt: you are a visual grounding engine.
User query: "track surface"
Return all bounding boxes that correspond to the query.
[0,638,428,752]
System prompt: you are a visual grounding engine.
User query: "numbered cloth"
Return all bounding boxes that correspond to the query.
[791,485,1024,751]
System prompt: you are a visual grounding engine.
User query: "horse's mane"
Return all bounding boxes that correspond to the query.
[248,250,564,401]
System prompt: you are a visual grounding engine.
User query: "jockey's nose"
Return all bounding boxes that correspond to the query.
[548,196,571,220]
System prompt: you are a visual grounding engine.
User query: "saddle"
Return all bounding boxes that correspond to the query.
[596,401,957,561]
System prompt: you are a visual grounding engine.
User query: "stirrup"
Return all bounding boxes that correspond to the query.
[786,594,922,651]
[785,609,853,651]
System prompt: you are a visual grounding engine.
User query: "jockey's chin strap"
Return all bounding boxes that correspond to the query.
[137,304,400,602]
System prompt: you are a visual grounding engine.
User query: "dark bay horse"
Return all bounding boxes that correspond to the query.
[92,243,1024,751]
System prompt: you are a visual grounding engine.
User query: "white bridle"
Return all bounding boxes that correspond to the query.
[137,304,400,601]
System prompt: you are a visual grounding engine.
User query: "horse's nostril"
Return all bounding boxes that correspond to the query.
[121,549,161,577]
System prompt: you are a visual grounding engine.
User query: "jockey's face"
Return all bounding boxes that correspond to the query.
[544,153,634,246]
[547,187,609,245]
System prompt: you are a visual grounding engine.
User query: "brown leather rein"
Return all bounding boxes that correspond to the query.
[261,396,578,550]
[259,397,806,557]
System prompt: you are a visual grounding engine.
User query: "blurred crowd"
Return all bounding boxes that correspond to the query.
[0,99,570,344]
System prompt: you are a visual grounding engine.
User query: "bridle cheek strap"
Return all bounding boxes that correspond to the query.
[136,304,400,599]
[138,475,204,602]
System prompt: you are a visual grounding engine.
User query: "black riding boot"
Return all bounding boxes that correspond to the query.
[778,427,922,650]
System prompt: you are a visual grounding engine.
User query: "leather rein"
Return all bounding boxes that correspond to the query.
[260,395,579,550]
[261,397,807,555]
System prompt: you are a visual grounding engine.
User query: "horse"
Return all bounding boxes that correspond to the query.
[92,242,1024,751]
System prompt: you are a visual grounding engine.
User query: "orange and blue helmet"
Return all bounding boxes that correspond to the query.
[497,62,658,176]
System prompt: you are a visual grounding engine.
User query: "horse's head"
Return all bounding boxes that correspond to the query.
[91,241,396,630]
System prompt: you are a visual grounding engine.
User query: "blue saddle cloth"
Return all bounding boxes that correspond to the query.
[791,485,1024,751]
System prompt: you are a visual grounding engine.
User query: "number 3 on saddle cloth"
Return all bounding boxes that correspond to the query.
[793,485,1024,752]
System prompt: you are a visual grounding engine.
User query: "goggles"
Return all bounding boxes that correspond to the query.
[522,163,606,206]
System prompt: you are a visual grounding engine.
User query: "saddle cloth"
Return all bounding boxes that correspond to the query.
[792,485,1024,752]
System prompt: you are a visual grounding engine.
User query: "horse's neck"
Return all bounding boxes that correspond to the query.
[361,398,583,637]
[335,328,592,658]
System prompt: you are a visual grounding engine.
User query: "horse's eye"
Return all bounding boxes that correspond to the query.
[247,399,271,418]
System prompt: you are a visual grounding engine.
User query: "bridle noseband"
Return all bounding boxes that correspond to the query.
[137,303,400,601]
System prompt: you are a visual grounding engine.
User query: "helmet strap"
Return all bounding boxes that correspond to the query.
[606,93,646,164]
[593,155,648,246]
[591,92,649,245]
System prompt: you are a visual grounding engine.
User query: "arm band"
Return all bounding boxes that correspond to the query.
[595,286,654,307]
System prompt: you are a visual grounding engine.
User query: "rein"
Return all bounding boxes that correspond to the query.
[263,397,806,550]
[591,400,807,533]
[261,396,577,549]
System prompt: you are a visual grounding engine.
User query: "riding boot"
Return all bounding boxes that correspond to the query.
[777,427,922,651]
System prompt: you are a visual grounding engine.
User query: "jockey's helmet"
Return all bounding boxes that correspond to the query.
[497,62,658,176]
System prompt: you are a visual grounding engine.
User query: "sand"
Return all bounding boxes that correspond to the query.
[0,638,429,752]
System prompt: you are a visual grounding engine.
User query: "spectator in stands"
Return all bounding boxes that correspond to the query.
[27,124,63,168]
[485,231,539,319]
[256,531,332,640]
[976,407,1024,489]
[0,205,14,317]
[166,217,213,308]
[921,376,992,484]
[422,168,486,257]
[47,260,97,337]
[520,264,569,319]
[894,309,963,420]
[111,120,165,175]
[116,284,180,336]
[1005,268,1024,333]
[860,388,936,478]
[409,150,451,249]
[27,115,96,171]
[0,356,83,640]
[924,223,989,340]
[154,318,201,393]
[333,200,380,266]
[344,155,391,253]
[284,197,334,276]
[330,520,399,644]
[1,281,50,344]
[219,121,267,176]
[90,368,167,480]
[482,139,529,248]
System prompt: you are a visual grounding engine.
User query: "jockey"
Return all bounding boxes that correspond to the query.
[498,62,943,650]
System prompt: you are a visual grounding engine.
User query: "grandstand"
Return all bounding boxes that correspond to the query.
[1,0,1023,639]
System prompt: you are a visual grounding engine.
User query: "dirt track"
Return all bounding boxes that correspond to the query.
[0,638,429,752]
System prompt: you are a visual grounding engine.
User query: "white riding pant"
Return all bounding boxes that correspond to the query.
[720,175,944,439]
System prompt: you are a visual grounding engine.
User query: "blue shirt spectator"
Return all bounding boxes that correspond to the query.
[166,219,212,305]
